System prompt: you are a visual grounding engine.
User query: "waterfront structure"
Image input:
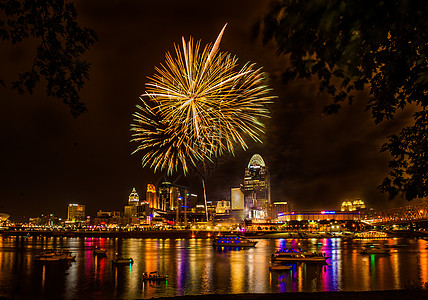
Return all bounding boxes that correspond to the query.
[128,187,140,206]
[279,210,360,222]
[269,201,290,220]
[243,154,271,219]
[146,184,157,209]
[231,188,244,210]
[67,204,85,222]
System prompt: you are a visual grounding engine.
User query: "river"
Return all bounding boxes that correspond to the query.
[0,236,427,299]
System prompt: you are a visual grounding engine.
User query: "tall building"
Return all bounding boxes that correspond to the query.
[243,154,271,219]
[231,188,244,210]
[158,182,189,211]
[128,187,140,206]
[146,184,157,209]
[67,204,85,222]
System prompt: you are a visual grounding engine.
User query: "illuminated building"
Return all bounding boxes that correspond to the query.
[67,204,85,222]
[146,184,157,208]
[215,200,231,214]
[231,188,244,210]
[128,187,140,206]
[279,210,360,222]
[341,200,353,211]
[353,199,366,210]
[341,199,366,211]
[158,182,190,211]
[243,154,271,219]
[124,205,137,219]
[270,201,289,220]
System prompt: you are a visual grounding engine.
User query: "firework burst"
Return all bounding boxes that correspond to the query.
[131,24,275,175]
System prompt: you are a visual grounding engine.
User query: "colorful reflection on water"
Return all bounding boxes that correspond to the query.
[0,236,427,299]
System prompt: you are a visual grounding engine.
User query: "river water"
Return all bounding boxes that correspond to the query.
[0,236,427,299]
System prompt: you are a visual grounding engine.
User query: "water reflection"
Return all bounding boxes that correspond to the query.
[1,236,428,298]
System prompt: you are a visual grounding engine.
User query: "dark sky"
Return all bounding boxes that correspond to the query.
[0,0,413,221]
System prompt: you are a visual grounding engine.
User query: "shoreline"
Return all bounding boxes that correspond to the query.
[153,290,428,300]
[1,229,427,239]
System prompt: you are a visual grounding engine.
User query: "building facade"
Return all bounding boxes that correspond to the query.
[157,182,190,212]
[231,188,244,210]
[67,204,85,222]
[128,187,140,206]
[146,184,157,209]
[243,154,271,219]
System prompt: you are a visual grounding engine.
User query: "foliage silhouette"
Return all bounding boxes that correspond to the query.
[260,0,428,201]
[1,0,97,117]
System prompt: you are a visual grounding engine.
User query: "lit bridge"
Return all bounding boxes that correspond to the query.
[362,202,428,226]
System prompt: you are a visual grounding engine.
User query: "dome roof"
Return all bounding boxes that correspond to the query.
[129,187,139,199]
[248,154,266,168]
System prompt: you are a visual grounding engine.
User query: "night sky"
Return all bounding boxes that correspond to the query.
[0,0,413,221]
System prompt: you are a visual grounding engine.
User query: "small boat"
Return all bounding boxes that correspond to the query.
[93,247,107,255]
[35,255,61,262]
[212,235,257,247]
[360,245,390,254]
[112,254,133,264]
[271,248,329,263]
[142,271,168,281]
[34,249,75,262]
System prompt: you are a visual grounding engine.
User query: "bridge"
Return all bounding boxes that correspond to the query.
[362,202,428,225]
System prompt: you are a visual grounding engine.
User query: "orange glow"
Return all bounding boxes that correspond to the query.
[146,184,156,193]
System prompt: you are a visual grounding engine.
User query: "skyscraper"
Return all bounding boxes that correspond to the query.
[243,154,271,219]
[146,184,157,209]
[67,204,85,222]
[128,187,139,206]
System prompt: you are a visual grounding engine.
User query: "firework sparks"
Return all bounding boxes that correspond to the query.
[131,24,275,175]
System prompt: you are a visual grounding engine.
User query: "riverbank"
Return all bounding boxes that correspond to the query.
[1,229,427,239]
[154,290,428,300]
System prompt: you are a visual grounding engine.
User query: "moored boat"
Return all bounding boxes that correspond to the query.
[212,235,257,247]
[142,271,168,281]
[93,246,107,255]
[271,248,329,263]
[112,254,133,264]
[34,249,75,262]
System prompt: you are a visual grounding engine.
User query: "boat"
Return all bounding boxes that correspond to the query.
[93,246,107,255]
[360,245,390,254]
[212,235,258,247]
[34,253,61,262]
[271,248,329,263]
[112,254,133,264]
[34,249,75,262]
[142,271,168,281]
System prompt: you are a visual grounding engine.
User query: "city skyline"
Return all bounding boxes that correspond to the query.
[0,0,414,221]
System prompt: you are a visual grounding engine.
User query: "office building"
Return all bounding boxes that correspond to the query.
[128,187,140,206]
[67,204,85,222]
[146,184,157,209]
[243,154,271,219]
[231,188,244,210]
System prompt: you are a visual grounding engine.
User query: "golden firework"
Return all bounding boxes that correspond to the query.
[131,24,275,174]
